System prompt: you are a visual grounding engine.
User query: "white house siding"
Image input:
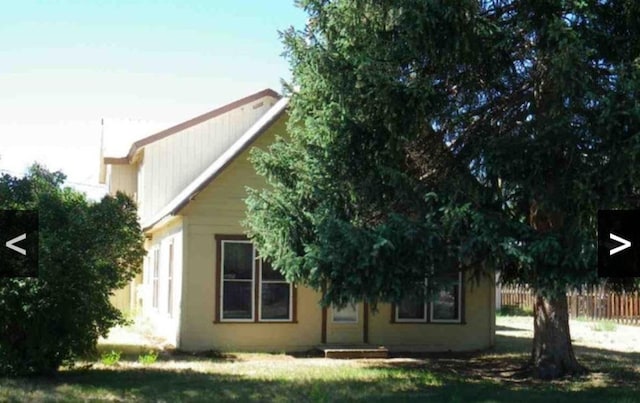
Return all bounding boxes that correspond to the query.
[175,115,325,352]
[137,95,278,223]
[141,217,184,346]
[107,164,137,197]
[106,164,139,312]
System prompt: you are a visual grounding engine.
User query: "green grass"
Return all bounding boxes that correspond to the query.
[574,317,619,332]
[589,321,617,332]
[0,321,638,402]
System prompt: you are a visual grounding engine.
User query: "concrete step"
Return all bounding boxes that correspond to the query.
[317,345,389,359]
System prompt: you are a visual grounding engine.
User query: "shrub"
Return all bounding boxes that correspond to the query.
[138,350,159,365]
[0,165,145,376]
[100,351,121,366]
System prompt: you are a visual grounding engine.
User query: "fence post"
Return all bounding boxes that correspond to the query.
[498,285,640,325]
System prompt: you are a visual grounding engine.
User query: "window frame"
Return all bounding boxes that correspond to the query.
[151,247,160,310]
[394,298,428,323]
[430,272,463,324]
[215,235,296,323]
[393,272,464,324]
[167,240,174,317]
[258,259,293,322]
[331,303,359,323]
[219,239,256,322]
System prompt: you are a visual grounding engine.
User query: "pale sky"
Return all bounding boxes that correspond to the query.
[0,1,306,199]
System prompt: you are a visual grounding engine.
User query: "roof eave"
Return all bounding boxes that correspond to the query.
[141,97,289,232]
[102,88,281,165]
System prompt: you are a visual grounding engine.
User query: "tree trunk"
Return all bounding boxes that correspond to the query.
[531,293,587,379]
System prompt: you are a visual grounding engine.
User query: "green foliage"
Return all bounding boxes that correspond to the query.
[138,350,159,365]
[0,164,145,376]
[245,1,640,311]
[574,316,618,331]
[589,321,617,332]
[100,350,122,366]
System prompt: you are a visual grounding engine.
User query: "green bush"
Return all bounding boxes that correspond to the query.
[0,165,145,376]
[100,350,122,366]
[138,350,159,365]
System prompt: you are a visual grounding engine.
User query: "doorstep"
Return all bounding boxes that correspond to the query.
[317,344,389,359]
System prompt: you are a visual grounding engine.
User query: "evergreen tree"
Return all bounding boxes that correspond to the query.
[246,1,640,378]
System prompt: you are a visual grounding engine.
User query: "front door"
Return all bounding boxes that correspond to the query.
[325,303,365,344]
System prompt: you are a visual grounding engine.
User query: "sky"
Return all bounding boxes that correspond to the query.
[0,0,307,199]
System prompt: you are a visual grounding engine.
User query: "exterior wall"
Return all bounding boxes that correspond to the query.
[106,163,138,313]
[368,273,496,352]
[139,216,184,346]
[130,105,497,352]
[177,113,495,352]
[178,115,325,352]
[107,164,138,197]
[137,95,278,224]
[105,94,278,316]
[326,304,365,344]
[109,282,133,315]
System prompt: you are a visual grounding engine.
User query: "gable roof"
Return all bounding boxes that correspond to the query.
[142,96,289,231]
[104,88,280,165]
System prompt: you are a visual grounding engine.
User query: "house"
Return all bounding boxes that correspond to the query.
[100,88,496,352]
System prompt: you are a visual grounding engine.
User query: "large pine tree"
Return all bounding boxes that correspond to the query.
[245,1,640,378]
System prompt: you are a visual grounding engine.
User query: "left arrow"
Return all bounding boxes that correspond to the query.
[5,233,26,256]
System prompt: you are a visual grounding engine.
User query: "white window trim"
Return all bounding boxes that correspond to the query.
[332,303,359,323]
[220,240,255,322]
[151,246,161,311]
[395,302,427,323]
[258,274,294,322]
[218,238,295,323]
[166,239,174,318]
[430,272,463,324]
[257,255,294,322]
[395,278,428,323]
[394,272,463,323]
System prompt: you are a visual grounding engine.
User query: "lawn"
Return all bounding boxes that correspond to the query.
[1,317,638,402]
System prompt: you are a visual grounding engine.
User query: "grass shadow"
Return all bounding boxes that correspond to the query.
[96,344,240,364]
[495,325,528,331]
[3,365,451,402]
[497,305,533,316]
[3,353,637,402]
[364,331,640,393]
[2,324,638,402]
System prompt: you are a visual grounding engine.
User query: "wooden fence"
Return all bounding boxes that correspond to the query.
[500,285,640,325]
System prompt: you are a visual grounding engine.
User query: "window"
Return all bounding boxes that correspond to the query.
[395,272,462,323]
[332,304,358,323]
[217,237,294,322]
[431,277,461,323]
[396,297,427,322]
[167,241,174,317]
[260,260,292,321]
[152,248,160,309]
[221,241,254,320]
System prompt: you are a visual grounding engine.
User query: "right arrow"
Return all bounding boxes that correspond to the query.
[609,233,631,256]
